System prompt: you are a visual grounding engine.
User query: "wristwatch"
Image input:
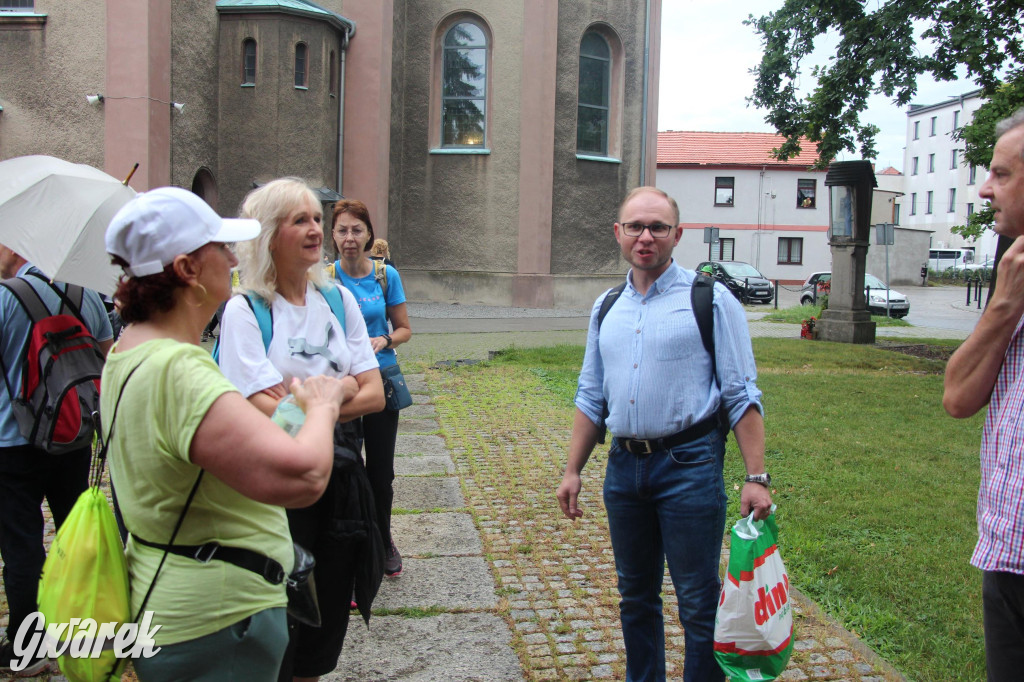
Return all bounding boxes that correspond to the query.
[382,333,393,348]
[744,472,772,487]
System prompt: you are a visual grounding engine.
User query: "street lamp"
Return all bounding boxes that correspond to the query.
[816,160,877,344]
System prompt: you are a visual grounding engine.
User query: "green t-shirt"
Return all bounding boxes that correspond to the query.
[101,339,291,645]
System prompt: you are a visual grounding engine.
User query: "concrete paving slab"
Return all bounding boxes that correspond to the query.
[404,374,428,392]
[395,434,448,456]
[402,403,437,418]
[391,512,481,556]
[394,455,454,476]
[397,418,439,434]
[327,613,524,682]
[374,556,497,610]
[393,477,464,510]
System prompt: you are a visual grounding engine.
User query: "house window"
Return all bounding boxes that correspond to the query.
[242,39,257,85]
[715,238,735,261]
[894,203,901,225]
[294,43,308,88]
[948,188,956,213]
[968,165,977,184]
[967,202,974,217]
[910,193,917,215]
[778,237,803,265]
[441,20,488,148]
[0,0,33,9]
[912,157,919,175]
[796,179,816,208]
[714,177,734,206]
[577,31,610,155]
[329,50,336,96]
[928,153,935,172]
[953,110,960,130]
[951,149,958,169]
[913,121,920,139]
[930,116,937,136]
[926,190,933,214]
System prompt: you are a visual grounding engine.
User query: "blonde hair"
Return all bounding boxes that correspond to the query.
[235,177,327,302]
[370,239,390,259]
[619,186,680,226]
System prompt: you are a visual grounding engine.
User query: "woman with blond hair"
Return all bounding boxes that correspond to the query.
[218,178,385,682]
[329,199,410,578]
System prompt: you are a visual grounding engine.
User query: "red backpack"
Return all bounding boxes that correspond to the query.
[0,272,105,454]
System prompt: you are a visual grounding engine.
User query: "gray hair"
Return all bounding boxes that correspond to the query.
[995,107,1024,140]
[235,177,327,303]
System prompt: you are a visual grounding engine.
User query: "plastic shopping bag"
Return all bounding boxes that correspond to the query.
[714,511,793,681]
[37,486,130,682]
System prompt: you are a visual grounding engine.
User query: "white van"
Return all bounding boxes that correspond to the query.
[928,248,975,273]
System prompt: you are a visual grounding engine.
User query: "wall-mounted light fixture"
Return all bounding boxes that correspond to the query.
[85,93,184,112]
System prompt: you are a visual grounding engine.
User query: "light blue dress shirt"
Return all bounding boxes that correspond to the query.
[0,263,113,446]
[574,262,762,440]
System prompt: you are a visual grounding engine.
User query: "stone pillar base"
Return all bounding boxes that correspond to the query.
[817,308,876,344]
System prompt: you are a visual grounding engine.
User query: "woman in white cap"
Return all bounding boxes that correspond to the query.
[102,186,354,681]
[217,178,385,682]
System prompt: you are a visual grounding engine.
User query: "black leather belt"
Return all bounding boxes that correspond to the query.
[613,416,720,456]
[132,535,286,585]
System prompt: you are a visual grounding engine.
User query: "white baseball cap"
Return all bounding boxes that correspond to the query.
[106,186,260,277]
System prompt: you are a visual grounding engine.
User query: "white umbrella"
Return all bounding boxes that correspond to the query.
[0,155,137,295]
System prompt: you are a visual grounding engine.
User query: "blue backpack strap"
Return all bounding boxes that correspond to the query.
[317,285,347,335]
[245,293,274,351]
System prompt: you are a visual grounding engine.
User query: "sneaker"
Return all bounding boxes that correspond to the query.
[0,636,50,677]
[350,592,358,610]
[385,538,403,577]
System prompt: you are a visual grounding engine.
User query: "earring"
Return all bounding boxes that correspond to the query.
[186,283,208,309]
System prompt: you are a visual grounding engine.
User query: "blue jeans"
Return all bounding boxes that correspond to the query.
[603,431,727,682]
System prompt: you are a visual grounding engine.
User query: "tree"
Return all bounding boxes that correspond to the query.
[748,0,1024,167]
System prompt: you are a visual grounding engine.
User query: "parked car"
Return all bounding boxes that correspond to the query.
[696,261,774,304]
[799,272,910,318]
[964,256,997,275]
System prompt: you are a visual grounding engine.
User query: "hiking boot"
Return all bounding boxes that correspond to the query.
[0,636,50,677]
[384,538,403,577]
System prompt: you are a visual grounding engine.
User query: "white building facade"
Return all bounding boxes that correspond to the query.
[897,89,997,262]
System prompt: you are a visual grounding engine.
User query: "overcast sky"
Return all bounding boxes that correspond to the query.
[658,0,977,173]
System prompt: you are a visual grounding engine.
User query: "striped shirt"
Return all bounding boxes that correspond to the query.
[972,312,1024,574]
[575,262,762,440]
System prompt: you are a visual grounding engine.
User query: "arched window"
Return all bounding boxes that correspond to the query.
[242,38,257,85]
[294,42,308,88]
[441,20,487,147]
[577,31,610,155]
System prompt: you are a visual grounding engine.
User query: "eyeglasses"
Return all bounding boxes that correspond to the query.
[621,222,673,238]
[334,227,367,237]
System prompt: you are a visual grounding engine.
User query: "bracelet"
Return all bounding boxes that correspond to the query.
[382,333,393,348]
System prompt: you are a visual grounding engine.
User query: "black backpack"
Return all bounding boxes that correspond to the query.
[594,276,718,443]
[0,272,105,454]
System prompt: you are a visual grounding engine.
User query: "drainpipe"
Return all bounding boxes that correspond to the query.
[336,25,352,195]
[639,0,651,186]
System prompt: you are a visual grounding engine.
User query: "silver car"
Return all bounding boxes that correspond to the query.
[800,272,910,318]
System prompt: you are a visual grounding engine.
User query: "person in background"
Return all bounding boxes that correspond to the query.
[329,200,411,578]
[369,238,394,267]
[100,186,352,681]
[0,245,114,676]
[218,178,384,682]
[943,107,1024,680]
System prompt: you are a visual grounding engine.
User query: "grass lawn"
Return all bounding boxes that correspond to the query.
[761,304,911,327]
[464,338,985,682]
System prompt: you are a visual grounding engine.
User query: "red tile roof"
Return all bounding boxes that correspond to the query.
[878,166,902,175]
[657,131,821,168]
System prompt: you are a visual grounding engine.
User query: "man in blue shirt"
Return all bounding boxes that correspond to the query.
[0,244,113,675]
[557,187,772,682]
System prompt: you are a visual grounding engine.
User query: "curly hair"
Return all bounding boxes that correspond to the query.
[234,177,328,303]
[331,199,375,252]
[110,255,189,324]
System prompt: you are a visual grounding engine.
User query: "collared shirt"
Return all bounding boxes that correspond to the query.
[972,312,1024,574]
[0,263,113,446]
[575,261,762,440]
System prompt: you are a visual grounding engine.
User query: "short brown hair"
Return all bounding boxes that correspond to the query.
[619,186,680,226]
[111,255,189,324]
[332,199,375,252]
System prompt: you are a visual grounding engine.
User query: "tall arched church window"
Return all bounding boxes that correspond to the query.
[577,31,610,155]
[242,39,257,85]
[441,21,487,147]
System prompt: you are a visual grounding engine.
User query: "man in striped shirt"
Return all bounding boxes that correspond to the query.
[944,107,1024,680]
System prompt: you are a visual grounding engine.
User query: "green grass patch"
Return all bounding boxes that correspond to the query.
[761,305,911,327]
[373,606,449,618]
[444,338,984,681]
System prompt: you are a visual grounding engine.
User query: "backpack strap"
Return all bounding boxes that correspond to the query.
[690,276,717,386]
[596,282,627,331]
[24,271,88,323]
[373,259,389,300]
[317,285,347,335]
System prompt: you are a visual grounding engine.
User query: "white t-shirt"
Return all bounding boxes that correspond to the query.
[218,282,379,397]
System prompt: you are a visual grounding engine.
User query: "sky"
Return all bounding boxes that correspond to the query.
[658,1,976,173]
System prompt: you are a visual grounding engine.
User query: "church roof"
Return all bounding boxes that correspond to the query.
[216,0,354,34]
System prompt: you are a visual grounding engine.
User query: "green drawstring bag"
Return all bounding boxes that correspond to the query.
[37,485,130,682]
[714,509,793,681]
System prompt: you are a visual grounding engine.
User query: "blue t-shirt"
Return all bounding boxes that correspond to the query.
[335,260,406,368]
[0,264,114,446]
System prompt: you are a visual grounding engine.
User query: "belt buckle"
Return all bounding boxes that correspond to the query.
[632,439,654,455]
[194,542,220,563]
